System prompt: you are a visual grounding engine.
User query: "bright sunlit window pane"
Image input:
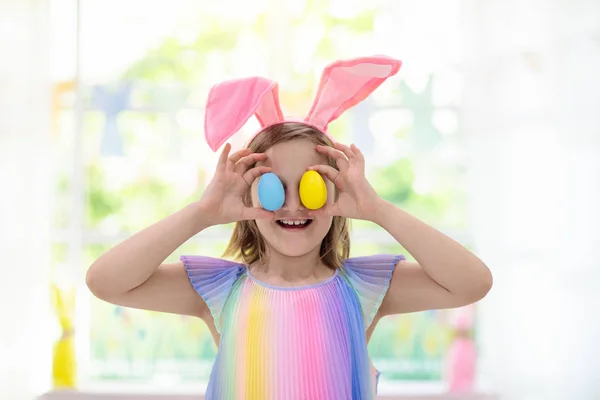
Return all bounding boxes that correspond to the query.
[50,0,471,389]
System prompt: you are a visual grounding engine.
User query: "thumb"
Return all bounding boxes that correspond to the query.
[308,204,336,218]
[242,207,275,221]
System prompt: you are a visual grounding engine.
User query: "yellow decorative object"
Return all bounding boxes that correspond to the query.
[299,170,327,210]
[396,318,413,341]
[51,284,77,389]
[424,331,439,356]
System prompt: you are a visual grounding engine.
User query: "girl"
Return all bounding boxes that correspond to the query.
[86,56,492,399]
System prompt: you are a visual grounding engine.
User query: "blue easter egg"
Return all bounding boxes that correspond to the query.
[257,172,284,211]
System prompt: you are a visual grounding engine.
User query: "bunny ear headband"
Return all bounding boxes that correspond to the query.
[204,55,402,151]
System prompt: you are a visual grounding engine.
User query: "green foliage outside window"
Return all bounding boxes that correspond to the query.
[51,0,468,385]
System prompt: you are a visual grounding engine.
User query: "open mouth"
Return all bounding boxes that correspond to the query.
[276,218,313,230]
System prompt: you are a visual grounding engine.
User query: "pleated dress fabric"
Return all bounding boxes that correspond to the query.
[182,254,405,400]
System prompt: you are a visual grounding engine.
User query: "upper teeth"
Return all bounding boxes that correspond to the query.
[280,219,307,225]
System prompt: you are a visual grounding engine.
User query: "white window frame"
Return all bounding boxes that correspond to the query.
[53,0,472,387]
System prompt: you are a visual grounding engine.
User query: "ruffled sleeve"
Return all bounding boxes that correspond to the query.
[181,255,245,331]
[341,254,406,329]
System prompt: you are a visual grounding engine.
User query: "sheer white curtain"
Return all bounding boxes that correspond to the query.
[0,0,53,399]
[462,0,600,398]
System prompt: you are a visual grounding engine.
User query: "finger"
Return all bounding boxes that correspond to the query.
[350,143,365,163]
[217,143,232,174]
[242,165,272,187]
[242,207,275,221]
[307,164,340,184]
[308,203,335,218]
[226,148,251,172]
[234,152,267,174]
[307,207,325,217]
[333,142,355,158]
[315,145,349,165]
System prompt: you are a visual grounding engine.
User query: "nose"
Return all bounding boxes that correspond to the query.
[282,184,305,211]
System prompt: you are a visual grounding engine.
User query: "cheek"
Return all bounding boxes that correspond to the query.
[255,218,270,233]
[315,216,333,233]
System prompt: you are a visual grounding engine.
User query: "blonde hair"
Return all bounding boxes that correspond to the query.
[222,122,350,269]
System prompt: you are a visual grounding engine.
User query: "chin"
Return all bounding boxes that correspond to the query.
[257,218,330,258]
[271,242,318,258]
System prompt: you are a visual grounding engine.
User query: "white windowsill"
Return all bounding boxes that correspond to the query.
[39,382,497,400]
[40,392,497,400]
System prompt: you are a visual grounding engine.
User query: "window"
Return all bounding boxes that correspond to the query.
[50,0,472,389]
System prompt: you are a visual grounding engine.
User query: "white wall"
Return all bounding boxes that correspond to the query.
[3,1,600,399]
[0,0,53,399]
[462,1,600,399]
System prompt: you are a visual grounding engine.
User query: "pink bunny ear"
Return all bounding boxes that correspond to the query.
[305,56,402,131]
[204,77,284,151]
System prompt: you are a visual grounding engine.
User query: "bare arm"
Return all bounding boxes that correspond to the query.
[372,200,493,315]
[86,144,274,319]
[309,142,492,315]
[86,201,212,318]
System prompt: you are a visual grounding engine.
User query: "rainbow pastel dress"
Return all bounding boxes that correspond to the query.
[182,254,405,400]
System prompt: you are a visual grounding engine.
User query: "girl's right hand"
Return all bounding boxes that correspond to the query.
[198,143,274,226]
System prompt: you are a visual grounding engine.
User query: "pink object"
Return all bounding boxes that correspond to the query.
[447,337,477,392]
[447,307,477,393]
[203,56,402,151]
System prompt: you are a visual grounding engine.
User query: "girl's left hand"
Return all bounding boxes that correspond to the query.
[307,142,383,221]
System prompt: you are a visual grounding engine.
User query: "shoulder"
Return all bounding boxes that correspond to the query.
[339,254,406,329]
[340,254,406,279]
[181,255,246,270]
[181,255,246,282]
[180,255,246,332]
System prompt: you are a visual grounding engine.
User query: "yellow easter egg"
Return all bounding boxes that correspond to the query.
[299,170,327,210]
